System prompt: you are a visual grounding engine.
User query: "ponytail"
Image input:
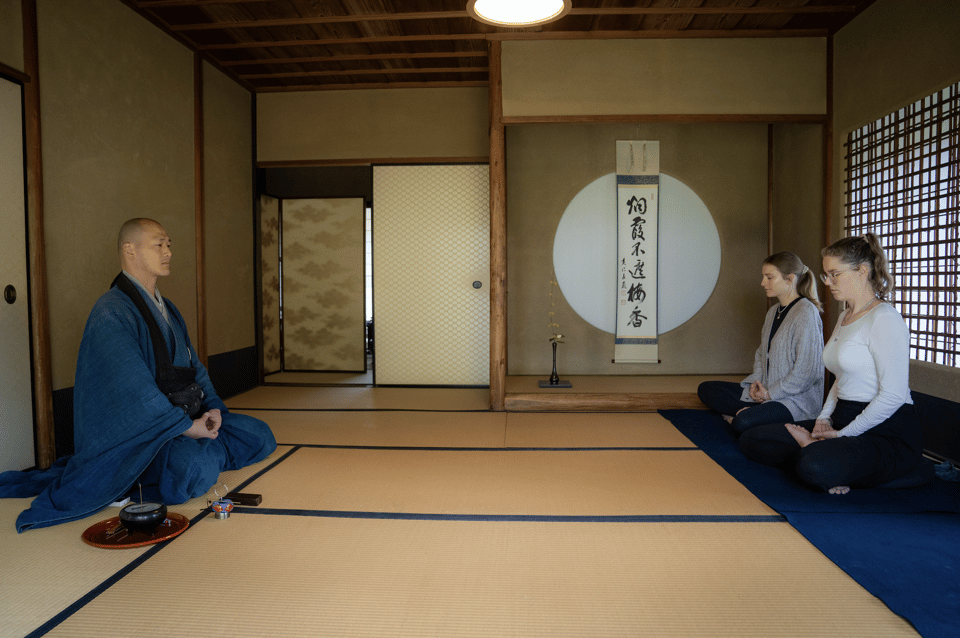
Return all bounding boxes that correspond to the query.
[795,267,823,311]
[822,232,895,301]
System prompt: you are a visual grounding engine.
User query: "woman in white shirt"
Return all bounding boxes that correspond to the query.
[739,233,924,494]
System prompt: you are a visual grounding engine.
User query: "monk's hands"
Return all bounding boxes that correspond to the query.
[749,381,770,402]
[183,409,222,440]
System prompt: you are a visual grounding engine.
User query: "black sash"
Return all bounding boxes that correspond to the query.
[111,273,205,419]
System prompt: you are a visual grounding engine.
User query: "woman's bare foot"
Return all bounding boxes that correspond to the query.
[828,486,850,495]
[784,423,816,447]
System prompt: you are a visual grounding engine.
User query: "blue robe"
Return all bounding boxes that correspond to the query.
[0,281,276,531]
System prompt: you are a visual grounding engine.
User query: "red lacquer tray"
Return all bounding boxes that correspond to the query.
[82,512,189,549]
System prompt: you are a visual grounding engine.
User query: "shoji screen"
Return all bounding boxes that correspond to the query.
[373,165,489,385]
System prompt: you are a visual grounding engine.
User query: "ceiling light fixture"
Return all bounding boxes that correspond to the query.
[467,0,572,28]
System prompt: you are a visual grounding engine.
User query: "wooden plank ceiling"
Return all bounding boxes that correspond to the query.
[124,0,875,92]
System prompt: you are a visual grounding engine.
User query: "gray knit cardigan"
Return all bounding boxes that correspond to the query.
[740,297,825,421]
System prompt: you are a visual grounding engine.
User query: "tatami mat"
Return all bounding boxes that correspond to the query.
[504,412,695,448]
[5,396,921,638]
[239,410,694,450]
[226,385,490,411]
[43,515,916,638]
[239,410,507,448]
[0,445,291,638]
[246,447,776,516]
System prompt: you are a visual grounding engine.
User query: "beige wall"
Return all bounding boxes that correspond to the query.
[507,122,772,375]
[833,0,960,401]
[38,0,195,389]
[771,124,824,275]
[256,88,489,162]
[0,0,24,72]
[25,0,256,389]
[502,38,827,117]
[203,60,255,357]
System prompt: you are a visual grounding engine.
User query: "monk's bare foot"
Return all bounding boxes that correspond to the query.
[784,423,816,448]
[723,415,733,424]
[828,486,850,495]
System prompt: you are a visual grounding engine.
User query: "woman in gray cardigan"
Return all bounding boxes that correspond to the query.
[698,252,825,435]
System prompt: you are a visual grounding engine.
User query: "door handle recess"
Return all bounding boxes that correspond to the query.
[4,285,16,304]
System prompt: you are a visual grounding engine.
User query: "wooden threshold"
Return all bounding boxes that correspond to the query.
[505,391,703,412]
[503,375,739,412]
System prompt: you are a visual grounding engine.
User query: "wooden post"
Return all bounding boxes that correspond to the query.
[822,36,835,332]
[767,124,774,256]
[194,54,207,365]
[22,0,56,468]
[488,40,507,412]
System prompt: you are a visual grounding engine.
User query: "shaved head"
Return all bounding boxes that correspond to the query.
[118,218,162,252]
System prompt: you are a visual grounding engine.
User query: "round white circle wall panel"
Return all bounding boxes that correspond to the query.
[552,172,721,335]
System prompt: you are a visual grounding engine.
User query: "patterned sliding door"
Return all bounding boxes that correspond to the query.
[260,194,281,374]
[281,198,366,372]
[373,165,489,386]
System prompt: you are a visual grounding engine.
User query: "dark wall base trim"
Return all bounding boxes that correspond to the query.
[207,345,259,400]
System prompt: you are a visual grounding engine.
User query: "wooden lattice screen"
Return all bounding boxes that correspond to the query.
[844,81,960,367]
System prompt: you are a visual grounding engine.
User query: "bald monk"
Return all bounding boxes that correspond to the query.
[0,218,275,531]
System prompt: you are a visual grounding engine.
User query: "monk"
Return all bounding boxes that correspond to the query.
[0,218,276,531]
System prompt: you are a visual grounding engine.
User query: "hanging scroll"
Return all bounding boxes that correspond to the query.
[614,140,660,364]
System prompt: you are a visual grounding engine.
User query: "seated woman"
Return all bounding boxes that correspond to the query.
[739,234,925,494]
[698,252,824,435]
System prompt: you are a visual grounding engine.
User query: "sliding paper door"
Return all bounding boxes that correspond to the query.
[373,165,489,385]
[260,194,281,374]
[281,198,366,372]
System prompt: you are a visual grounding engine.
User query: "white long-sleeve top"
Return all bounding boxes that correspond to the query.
[819,302,912,437]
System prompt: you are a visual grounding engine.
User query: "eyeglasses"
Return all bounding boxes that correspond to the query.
[820,269,855,284]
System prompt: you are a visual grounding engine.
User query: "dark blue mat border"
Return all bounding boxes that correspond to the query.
[280,444,700,451]
[229,507,786,523]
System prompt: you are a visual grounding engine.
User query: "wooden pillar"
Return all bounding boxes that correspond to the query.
[194,54,207,365]
[22,0,56,468]
[488,40,507,412]
[767,124,774,256]
[822,36,836,331]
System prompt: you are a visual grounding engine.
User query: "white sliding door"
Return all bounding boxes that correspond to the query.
[0,76,35,471]
[373,165,489,386]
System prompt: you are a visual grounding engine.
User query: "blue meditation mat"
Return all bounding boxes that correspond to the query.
[660,409,960,638]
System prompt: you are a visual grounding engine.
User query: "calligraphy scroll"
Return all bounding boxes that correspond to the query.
[614,141,659,364]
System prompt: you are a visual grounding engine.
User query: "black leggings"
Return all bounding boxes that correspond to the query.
[697,380,793,435]
[738,400,924,490]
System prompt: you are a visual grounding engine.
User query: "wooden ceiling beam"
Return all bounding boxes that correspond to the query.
[197,34,486,50]
[196,28,828,51]
[256,80,489,92]
[241,66,488,79]
[164,6,860,32]
[221,51,487,66]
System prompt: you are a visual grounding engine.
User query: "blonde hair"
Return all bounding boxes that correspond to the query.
[763,251,823,312]
[822,232,894,301]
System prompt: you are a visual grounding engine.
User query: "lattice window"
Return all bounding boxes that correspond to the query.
[844,81,960,367]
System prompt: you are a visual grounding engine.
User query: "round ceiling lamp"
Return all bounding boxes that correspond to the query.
[467,0,572,28]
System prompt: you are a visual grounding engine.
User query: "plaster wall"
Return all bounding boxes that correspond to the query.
[502,38,826,117]
[256,88,489,162]
[38,0,195,388]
